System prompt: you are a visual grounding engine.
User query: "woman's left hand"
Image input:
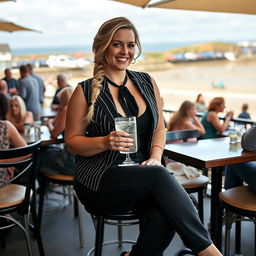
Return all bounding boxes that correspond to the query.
[141,158,162,166]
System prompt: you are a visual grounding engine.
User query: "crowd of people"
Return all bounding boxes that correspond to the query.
[0,16,255,256]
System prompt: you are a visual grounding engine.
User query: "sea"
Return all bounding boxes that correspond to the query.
[11,40,238,56]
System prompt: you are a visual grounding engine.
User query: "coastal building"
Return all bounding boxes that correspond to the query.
[0,43,12,72]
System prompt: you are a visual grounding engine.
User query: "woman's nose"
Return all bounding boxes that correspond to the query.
[121,46,128,54]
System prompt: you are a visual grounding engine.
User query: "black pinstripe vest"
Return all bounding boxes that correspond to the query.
[75,70,159,191]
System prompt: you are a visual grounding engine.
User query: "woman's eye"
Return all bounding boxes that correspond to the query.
[112,42,121,47]
[128,43,135,48]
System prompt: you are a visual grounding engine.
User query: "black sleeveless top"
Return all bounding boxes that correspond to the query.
[113,107,153,165]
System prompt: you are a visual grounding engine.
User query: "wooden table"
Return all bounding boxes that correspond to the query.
[22,125,64,146]
[164,137,256,251]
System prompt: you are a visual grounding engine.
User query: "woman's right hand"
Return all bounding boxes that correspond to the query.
[226,111,234,119]
[105,131,134,152]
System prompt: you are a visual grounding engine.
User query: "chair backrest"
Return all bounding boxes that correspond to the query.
[0,140,41,211]
[166,129,199,143]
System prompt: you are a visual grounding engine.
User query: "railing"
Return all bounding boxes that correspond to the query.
[163,109,255,129]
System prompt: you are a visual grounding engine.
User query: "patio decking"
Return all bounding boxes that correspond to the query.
[1,191,254,256]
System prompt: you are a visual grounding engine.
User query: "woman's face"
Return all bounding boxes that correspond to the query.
[10,99,20,117]
[187,105,196,118]
[217,102,225,112]
[105,28,135,72]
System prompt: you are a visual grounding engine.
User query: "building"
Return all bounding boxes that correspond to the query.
[0,43,12,72]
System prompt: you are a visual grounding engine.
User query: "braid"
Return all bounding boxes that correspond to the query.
[85,63,105,126]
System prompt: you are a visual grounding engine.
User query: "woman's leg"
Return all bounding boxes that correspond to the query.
[225,162,256,192]
[75,165,212,254]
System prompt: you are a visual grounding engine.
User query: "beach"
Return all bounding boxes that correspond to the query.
[10,56,256,120]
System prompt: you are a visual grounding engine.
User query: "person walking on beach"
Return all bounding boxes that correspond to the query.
[65,16,222,256]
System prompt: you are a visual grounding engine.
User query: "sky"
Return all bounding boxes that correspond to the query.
[1,0,256,52]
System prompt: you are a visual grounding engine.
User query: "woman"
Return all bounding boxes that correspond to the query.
[195,93,206,113]
[0,93,27,185]
[7,95,33,132]
[201,97,233,139]
[169,100,205,136]
[37,87,75,176]
[65,17,222,256]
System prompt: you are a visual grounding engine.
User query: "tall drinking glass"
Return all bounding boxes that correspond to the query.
[114,116,139,166]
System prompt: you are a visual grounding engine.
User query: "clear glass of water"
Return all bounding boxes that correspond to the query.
[114,116,139,166]
[33,120,41,140]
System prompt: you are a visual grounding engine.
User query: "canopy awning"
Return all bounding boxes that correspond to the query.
[112,0,256,15]
[0,18,40,33]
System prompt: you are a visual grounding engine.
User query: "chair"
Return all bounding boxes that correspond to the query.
[0,140,44,256]
[38,172,84,248]
[164,129,209,223]
[86,209,140,256]
[219,186,256,256]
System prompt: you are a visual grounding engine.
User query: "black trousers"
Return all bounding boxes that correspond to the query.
[75,165,212,256]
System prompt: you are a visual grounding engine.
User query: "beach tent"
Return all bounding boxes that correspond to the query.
[112,0,256,15]
[0,18,40,33]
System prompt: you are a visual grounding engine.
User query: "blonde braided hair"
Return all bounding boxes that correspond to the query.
[85,17,142,126]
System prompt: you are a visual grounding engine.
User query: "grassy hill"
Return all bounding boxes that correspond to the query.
[145,41,240,60]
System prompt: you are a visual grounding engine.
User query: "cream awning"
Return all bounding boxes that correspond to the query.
[112,0,256,15]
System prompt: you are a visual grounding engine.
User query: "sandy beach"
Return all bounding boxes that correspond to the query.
[9,56,256,121]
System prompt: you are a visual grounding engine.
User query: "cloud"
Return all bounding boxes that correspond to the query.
[1,0,256,50]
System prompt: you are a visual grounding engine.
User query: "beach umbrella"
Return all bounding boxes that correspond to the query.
[112,0,256,15]
[0,18,40,32]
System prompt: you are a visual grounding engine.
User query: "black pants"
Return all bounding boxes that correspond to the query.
[75,165,212,256]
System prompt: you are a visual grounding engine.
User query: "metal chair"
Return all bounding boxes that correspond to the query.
[38,172,84,248]
[0,140,44,256]
[219,186,256,256]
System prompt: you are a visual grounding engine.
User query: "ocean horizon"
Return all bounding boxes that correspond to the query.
[11,40,239,56]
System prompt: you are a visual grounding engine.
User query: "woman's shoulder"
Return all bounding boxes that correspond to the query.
[127,69,151,80]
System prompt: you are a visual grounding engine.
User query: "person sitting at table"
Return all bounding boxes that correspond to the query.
[7,95,33,133]
[169,100,205,137]
[50,73,71,111]
[195,93,206,113]
[0,79,10,99]
[200,97,234,139]
[37,87,75,177]
[237,103,251,120]
[0,93,27,185]
[224,123,256,192]
[65,17,222,256]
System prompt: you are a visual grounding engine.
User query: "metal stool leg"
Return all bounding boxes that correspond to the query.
[117,220,123,248]
[235,219,241,254]
[94,215,105,256]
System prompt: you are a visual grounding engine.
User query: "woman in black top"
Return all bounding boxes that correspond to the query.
[65,17,222,256]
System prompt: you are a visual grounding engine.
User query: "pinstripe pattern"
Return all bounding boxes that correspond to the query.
[75,70,159,191]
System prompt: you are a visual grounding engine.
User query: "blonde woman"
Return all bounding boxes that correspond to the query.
[7,95,33,132]
[169,100,205,136]
[65,17,222,256]
[201,97,233,139]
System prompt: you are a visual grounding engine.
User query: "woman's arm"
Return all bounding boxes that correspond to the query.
[141,77,165,165]
[207,111,232,134]
[47,107,66,138]
[11,111,34,132]
[187,116,205,135]
[241,123,256,151]
[65,84,132,156]
[7,121,27,147]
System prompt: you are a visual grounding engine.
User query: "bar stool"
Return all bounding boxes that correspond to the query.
[219,186,256,256]
[87,210,140,256]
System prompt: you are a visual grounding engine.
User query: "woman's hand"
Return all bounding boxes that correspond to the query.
[141,158,162,166]
[105,131,134,152]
